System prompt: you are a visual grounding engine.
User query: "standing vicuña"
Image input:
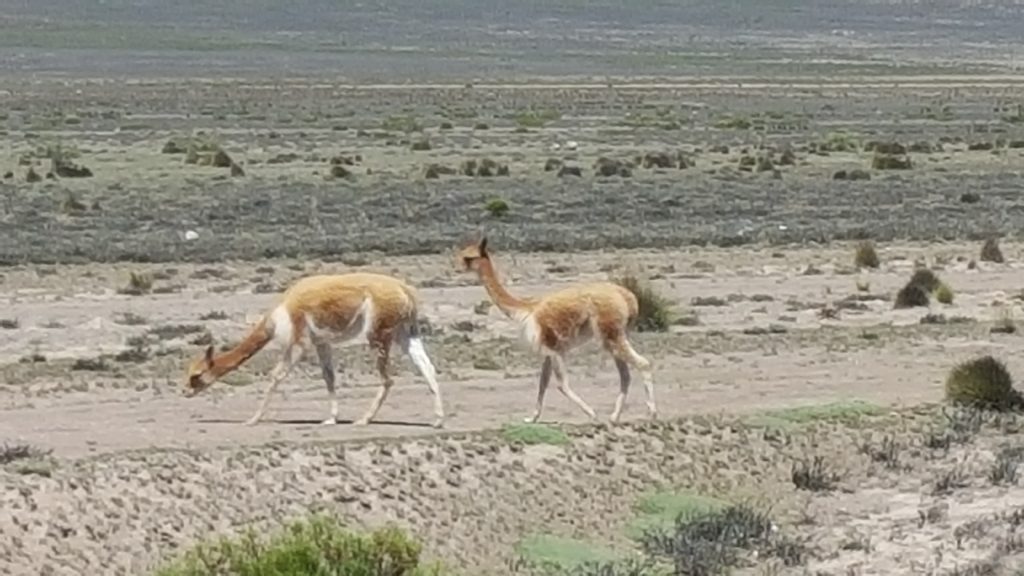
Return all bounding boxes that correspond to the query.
[184,273,445,428]
[457,237,655,424]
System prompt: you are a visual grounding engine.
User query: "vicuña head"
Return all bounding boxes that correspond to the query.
[184,345,219,397]
[456,235,489,273]
[455,235,657,425]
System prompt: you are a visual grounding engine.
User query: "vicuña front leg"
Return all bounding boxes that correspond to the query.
[355,337,393,426]
[525,356,553,423]
[246,345,300,426]
[315,341,339,426]
[609,357,631,424]
[551,354,597,422]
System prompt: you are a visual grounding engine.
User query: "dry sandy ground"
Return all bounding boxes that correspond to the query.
[1,241,1022,458]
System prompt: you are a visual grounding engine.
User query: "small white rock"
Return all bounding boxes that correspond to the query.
[184,230,199,241]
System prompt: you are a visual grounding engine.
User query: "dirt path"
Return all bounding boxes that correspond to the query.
[1,244,1021,458]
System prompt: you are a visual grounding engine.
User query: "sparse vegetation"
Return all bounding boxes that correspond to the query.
[0,442,50,465]
[791,455,839,491]
[641,502,805,575]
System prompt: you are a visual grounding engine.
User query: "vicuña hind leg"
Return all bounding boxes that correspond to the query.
[609,357,631,424]
[525,356,553,423]
[246,344,303,426]
[314,341,339,425]
[399,332,445,428]
[355,335,394,426]
[551,354,597,422]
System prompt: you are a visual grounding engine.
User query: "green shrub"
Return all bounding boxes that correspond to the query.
[485,198,509,218]
[934,283,954,305]
[155,517,443,576]
[614,275,671,333]
[945,355,1023,411]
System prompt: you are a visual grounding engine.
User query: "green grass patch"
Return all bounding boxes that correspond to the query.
[499,422,570,446]
[743,400,883,430]
[515,534,622,570]
[626,490,728,539]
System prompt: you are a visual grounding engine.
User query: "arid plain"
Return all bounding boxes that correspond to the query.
[5,2,1024,573]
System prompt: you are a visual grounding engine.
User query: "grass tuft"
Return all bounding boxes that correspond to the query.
[945,355,1023,411]
[853,240,880,269]
[614,275,672,333]
[981,238,1005,263]
[894,268,950,309]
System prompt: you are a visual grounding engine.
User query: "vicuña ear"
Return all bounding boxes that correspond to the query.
[479,235,489,255]
[204,345,215,366]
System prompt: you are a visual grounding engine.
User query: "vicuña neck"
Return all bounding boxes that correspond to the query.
[211,320,272,378]
[476,258,531,318]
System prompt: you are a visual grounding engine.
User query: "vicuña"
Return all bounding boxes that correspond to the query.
[457,236,655,424]
[184,272,445,428]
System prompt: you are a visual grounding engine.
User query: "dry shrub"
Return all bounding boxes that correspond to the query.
[854,240,880,269]
[981,238,1005,263]
[908,269,942,293]
[872,153,912,170]
[642,151,674,169]
[614,274,671,332]
[594,157,632,178]
[118,272,153,296]
[945,355,1023,411]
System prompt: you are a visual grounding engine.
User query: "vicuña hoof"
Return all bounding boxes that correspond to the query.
[321,417,337,426]
[353,417,370,426]
[244,417,261,427]
[432,418,445,429]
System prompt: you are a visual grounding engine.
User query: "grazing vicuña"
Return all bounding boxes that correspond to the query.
[184,273,444,428]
